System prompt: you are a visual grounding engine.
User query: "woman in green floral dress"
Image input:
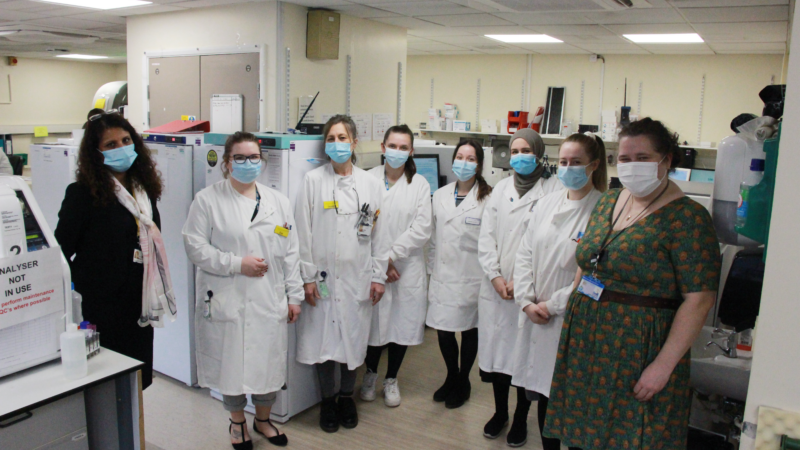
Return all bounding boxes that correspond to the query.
[544,118,721,450]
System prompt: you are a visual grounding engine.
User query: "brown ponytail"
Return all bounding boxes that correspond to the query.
[453,139,492,202]
[561,133,608,192]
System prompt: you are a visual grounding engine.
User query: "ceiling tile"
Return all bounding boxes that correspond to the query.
[407,40,469,51]
[375,1,482,16]
[407,26,474,36]
[707,42,786,53]
[102,4,186,16]
[569,42,650,54]
[348,0,431,4]
[525,24,616,36]
[92,24,127,33]
[171,0,250,7]
[428,34,504,46]
[63,12,127,25]
[680,6,789,23]
[419,13,515,27]
[604,23,694,34]
[491,0,604,13]
[280,0,352,7]
[0,9,40,21]
[446,0,504,14]
[478,46,531,54]
[669,0,787,7]
[592,8,684,24]
[492,12,594,25]
[693,21,788,42]
[433,49,487,54]
[21,16,116,30]
[372,15,448,29]
[332,4,400,18]
[455,25,537,35]
[637,43,714,54]
[507,42,589,53]
[553,34,630,44]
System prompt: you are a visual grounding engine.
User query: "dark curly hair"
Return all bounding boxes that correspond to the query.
[618,117,682,169]
[77,113,163,206]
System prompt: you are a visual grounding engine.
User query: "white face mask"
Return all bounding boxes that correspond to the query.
[617,157,667,197]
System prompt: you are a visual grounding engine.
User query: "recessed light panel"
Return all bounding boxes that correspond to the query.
[623,33,704,43]
[56,54,109,59]
[485,35,563,43]
[34,0,151,10]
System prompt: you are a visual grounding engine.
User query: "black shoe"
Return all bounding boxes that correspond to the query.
[229,419,253,450]
[506,418,528,447]
[338,395,359,429]
[483,413,509,439]
[319,396,339,433]
[445,378,471,409]
[433,375,457,402]
[254,417,288,447]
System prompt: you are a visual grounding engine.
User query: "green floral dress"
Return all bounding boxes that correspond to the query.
[544,189,721,450]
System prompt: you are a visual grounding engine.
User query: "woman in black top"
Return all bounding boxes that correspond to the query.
[55,112,164,389]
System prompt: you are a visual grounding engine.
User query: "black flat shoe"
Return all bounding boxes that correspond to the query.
[483,413,509,439]
[319,396,339,433]
[338,395,359,429]
[254,417,288,447]
[445,379,471,409]
[229,419,253,450]
[506,418,528,447]
[433,375,457,402]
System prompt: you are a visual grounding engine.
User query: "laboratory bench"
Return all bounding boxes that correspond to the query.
[0,349,144,450]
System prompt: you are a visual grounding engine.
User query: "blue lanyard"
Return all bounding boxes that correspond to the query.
[384,172,390,191]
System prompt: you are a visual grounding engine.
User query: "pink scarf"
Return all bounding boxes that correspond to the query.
[113,179,177,328]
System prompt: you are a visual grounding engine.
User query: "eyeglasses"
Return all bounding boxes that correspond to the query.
[232,154,263,164]
[333,186,361,216]
[88,109,120,122]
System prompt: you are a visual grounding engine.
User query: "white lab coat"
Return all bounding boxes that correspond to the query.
[477,176,562,376]
[510,188,602,397]
[294,164,389,370]
[426,182,489,332]
[183,180,304,396]
[367,166,432,346]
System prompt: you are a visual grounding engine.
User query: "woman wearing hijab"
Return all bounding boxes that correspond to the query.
[477,129,562,446]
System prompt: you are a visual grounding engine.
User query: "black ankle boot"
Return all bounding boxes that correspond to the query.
[338,395,359,429]
[506,414,528,447]
[483,413,509,439]
[445,378,471,409]
[433,374,458,402]
[319,396,339,433]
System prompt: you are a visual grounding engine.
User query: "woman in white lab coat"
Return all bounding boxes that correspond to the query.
[427,138,492,409]
[183,132,304,450]
[361,124,432,408]
[510,133,607,450]
[294,115,389,433]
[477,128,562,447]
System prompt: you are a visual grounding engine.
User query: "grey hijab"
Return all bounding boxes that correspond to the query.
[510,128,546,198]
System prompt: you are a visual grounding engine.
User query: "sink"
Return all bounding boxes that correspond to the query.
[690,326,752,401]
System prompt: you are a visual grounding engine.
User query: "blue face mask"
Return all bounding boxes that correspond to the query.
[452,159,478,182]
[384,148,409,169]
[557,165,591,190]
[231,160,262,184]
[325,142,352,164]
[510,153,537,176]
[101,144,137,173]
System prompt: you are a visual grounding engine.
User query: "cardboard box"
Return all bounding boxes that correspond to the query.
[453,120,471,132]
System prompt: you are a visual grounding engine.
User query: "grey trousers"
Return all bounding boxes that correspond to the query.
[316,360,357,399]
[222,392,277,412]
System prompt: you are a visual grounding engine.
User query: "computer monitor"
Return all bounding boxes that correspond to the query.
[380,154,440,195]
[668,168,692,182]
[690,169,715,183]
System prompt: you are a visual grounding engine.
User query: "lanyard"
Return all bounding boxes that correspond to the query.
[250,187,261,222]
[590,183,669,276]
[454,186,468,205]
[384,170,392,191]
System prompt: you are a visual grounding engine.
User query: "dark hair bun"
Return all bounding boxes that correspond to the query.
[618,117,682,169]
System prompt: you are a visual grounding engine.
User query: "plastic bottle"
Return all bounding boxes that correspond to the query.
[736,159,765,228]
[71,283,83,325]
[60,323,88,380]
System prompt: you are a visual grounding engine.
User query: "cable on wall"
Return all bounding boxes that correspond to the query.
[285,47,291,132]
[637,81,643,117]
[430,78,434,109]
[697,74,706,144]
[396,62,403,125]
[476,78,481,128]
[579,79,585,124]
[346,55,352,116]
[521,79,525,111]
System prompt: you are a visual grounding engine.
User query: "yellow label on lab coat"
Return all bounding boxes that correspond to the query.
[323,201,339,209]
[33,126,48,137]
[274,226,289,237]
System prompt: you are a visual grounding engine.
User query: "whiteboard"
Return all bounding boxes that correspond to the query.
[210,94,243,133]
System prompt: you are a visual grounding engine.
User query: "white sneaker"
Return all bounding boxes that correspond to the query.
[360,371,378,401]
[383,378,401,407]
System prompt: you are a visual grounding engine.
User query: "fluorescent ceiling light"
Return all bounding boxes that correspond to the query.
[485,34,563,43]
[623,33,704,43]
[34,0,151,9]
[56,54,108,59]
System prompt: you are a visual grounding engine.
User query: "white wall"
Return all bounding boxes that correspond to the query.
[282,2,407,160]
[740,4,800,449]
[0,57,124,158]
[126,2,279,132]
[407,53,782,146]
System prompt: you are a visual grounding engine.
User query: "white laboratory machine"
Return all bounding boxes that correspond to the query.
[142,122,210,387]
[28,144,79,232]
[0,176,71,379]
[92,81,127,114]
[202,132,326,423]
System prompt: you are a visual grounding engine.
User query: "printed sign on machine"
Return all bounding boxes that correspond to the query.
[0,247,64,330]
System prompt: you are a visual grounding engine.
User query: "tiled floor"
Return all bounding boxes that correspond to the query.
[142,327,555,450]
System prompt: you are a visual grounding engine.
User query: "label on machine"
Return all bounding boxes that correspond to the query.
[0,247,64,330]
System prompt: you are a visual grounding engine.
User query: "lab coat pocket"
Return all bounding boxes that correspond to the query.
[459,221,481,253]
[202,280,240,323]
